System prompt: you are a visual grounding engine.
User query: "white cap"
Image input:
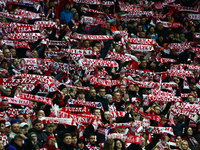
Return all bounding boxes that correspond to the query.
[19,122,28,128]
[5,122,11,128]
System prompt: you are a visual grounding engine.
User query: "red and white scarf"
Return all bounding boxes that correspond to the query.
[15,93,53,106]
[127,38,157,45]
[0,96,32,108]
[128,44,154,52]
[39,117,76,126]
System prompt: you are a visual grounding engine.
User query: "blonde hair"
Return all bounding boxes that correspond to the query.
[180,140,190,150]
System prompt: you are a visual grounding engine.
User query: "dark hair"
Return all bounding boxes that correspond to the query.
[63,133,71,139]
[183,126,193,137]
[70,132,77,137]
[114,138,127,150]
[77,90,85,95]
[14,135,23,141]
[32,119,41,126]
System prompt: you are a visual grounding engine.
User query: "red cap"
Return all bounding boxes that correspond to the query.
[46,135,55,143]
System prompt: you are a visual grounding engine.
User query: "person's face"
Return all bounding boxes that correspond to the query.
[3,49,11,58]
[180,36,185,42]
[176,136,182,143]
[154,106,161,115]
[5,126,11,134]
[181,142,188,150]
[173,118,178,124]
[135,85,139,92]
[78,142,84,149]
[46,124,54,134]
[172,77,179,84]
[0,123,5,133]
[134,53,140,60]
[72,136,77,145]
[0,140,4,150]
[78,93,85,99]
[168,33,174,39]
[63,136,72,145]
[190,26,195,32]
[82,25,86,31]
[157,23,163,30]
[128,84,135,91]
[141,61,147,69]
[120,85,126,93]
[61,88,68,94]
[179,115,185,122]
[158,36,163,42]
[114,93,121,100]
[187,127,193,136]
[1,101,9,111]
[48,138,56,145]
[188,96,194,103]
[14,138,23,147]
[13,59,19,66]
[170,50,176,56]
[141,137,145,147]
[84,41,90,48]
[75,81,82,87]
[34,123,42,131]
[18,115,25,123]
[14,88,22,96]
[32,50,38,58]
[93,109,101,117]
[10,49,16,57]
[137,25,143,32]
[37,110,45,118]
[12,123,19,133]
[0,53,4,62]
[140,18,146,24]
[108,97,112,103]
[104,111,110,121]
[65,4,70,10]
[116,140,122,149]
[105,8,109,14]
[1,61,7,69]
[99,89,106,97]
[89,89,96,98]
[106,22,110,29]
[89,136,96,145]
[74,13,79,20]
[149,27,155,33]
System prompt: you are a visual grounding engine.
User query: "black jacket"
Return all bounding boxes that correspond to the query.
[96,94,108,111]
[59,143,76,150]
[28,128,47,146]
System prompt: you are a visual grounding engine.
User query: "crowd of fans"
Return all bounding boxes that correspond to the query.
[0,0,200,150]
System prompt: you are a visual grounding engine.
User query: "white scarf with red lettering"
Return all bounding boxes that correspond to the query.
[62,107,89,114]
[169,43,191,50]
[68,99,104,111]
[79,58,118,67]
[2,40,30,49]
[157,20,183,28]
[90,75,120,87]
[188,14,200,20]
[109,111,126,119]
[8,33,43,41]
[73,0,101,4]
[82,16,105,26]
[177,6,199,12]
[40,117,76,126]
[107,133,142,145]
[128,44,154,52]
[81,7,105,15]
[148,94,182,102]
[105,52,132,61]
[73,33,113,41]
[127,38,157,45]
[15,9,41,20]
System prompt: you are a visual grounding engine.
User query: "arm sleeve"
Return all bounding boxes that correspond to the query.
[28,84,41,95]
[99,40,112,59]
[145,135,161,150]
[161,102,171,115]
